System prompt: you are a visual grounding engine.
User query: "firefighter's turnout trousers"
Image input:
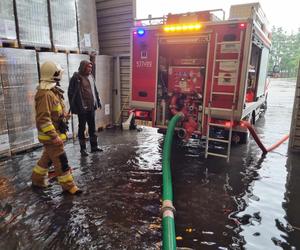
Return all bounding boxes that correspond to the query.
[32,87,79,194]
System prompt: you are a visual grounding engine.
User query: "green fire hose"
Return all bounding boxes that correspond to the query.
[161,113,184,250]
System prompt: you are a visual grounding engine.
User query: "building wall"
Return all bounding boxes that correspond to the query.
[95,0,136,55]
[95,0,135,123]
[289,63,300,151]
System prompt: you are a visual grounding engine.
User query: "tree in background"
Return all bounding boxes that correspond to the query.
[268,27,300,77]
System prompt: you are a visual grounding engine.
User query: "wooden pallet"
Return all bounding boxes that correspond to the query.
[81,50,97,56]
[0,39,18,48]
[0,150,11,160]
[53,47,80,54]
[20,45,52,52]
[10,142,42,155]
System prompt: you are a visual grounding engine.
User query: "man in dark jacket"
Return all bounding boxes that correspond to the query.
[68,60,102,156]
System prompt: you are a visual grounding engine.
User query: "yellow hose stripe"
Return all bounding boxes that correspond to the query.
[41,124,55,133]
[53,105,62,112]
[57,173,73,183]
[33,165,48,175]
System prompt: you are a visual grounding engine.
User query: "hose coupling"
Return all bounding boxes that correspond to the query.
[161,199,176,217]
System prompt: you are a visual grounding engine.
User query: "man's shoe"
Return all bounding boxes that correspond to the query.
[80,149,89,156]
[79,139,89,156]
[90,136,103,152]
[91,146,103,153]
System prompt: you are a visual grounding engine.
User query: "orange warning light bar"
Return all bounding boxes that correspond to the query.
[164,23,202,32]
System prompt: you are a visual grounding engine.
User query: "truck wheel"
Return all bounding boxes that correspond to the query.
[262,100,267,112]
[232,131,248,144]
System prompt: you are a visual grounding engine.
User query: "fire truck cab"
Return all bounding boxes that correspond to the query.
[130,3,271,160]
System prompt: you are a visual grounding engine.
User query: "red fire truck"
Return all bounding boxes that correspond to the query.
[130,3,271,160]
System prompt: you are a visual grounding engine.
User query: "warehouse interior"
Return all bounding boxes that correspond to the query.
[0,0,136,157]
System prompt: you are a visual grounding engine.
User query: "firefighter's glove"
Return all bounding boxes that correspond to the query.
[58,117,69,134]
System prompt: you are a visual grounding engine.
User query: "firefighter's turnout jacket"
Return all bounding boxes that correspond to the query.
[35,87,67,144]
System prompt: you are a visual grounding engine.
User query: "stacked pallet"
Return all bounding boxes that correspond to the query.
[76,0,99,53]
[0,0,99,53]
[0,0,102,157]
[0,0,17,47]
[0,80,10,157]
[49,0,78,52]
[15,0,51,48]
[0,48,39,153]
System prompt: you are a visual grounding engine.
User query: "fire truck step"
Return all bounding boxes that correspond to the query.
[209,107,234,112]
[212,91,235,95]
[208,122,229,128]
[213,76,238,81]
[208,137,230,143]
[215,59,239,62]
[206,152,228,158]
[217,41,241,45]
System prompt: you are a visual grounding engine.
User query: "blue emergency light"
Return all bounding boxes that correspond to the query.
[137,28,145,36]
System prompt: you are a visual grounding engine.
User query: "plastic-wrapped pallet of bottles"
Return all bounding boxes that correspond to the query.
[0,48,39,153]
[49,0,78,51]
[95,55,113,129]
[76,0,99,53]
[0,0,17,40]
[67,53,89,137]
[15,0,51,48]
[0,81,10,158]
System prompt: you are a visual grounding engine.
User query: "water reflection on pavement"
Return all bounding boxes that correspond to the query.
[0,79,299,249]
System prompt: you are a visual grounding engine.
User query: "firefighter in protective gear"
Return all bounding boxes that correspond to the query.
[32,61,81,195]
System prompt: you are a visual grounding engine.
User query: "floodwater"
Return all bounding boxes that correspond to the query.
[0,79,299,249]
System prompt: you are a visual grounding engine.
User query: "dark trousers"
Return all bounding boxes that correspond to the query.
[77,110,96,140]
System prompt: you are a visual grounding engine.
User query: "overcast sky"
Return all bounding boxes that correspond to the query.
[136,0,299,33]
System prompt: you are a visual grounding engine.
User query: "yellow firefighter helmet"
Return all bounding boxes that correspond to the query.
[40,61,64,82]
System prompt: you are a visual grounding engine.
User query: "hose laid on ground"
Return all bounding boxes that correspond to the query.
[241,121,289,154]
[161,113,184,250]
[266,134,289,152]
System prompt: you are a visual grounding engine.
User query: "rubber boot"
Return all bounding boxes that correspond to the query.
[57,170,82,195]
[32,170,49,188]
[68,186,82,195]
[90,136,103,152]
[79,139,89,156]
